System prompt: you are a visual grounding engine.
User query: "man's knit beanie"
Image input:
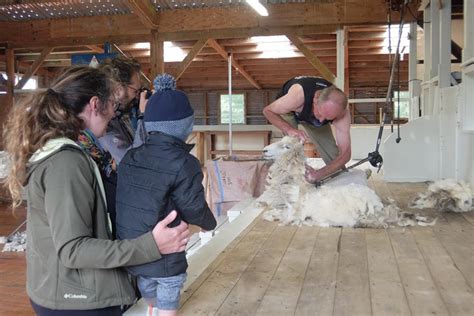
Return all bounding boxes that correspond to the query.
[144,73,194,141]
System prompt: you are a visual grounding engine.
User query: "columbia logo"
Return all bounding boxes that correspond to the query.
[64,293,88,299]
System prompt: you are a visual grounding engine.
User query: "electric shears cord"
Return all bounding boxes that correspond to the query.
[314,0,409,187]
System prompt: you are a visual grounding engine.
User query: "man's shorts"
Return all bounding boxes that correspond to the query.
[137,273,187,310]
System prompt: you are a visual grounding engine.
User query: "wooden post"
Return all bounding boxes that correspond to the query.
[204,93,208,125]
[150,29,164,79]
[6,48,15,108]
[344,27,350,95]
[196,132,205,165]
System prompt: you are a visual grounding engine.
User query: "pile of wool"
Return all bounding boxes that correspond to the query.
[1,231,27,252]
[0,151,10,179]
[409,179,473,213]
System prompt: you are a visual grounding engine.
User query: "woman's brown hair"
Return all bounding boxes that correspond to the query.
[3,66,113,208]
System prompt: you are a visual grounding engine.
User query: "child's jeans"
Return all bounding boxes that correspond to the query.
[137,273,187,310]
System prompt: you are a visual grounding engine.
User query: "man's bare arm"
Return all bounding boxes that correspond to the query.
[263,84,308,142]
[305,109,352,182]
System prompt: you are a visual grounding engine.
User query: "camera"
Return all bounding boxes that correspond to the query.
[139,88,153,100]
[130,88,153,110]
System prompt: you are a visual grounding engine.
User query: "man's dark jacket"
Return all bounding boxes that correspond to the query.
[116,132,217,277]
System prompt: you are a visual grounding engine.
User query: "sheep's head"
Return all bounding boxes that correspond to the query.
[262,136,304,160]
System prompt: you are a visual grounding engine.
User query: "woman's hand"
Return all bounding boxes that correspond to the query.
[152,211,190,254]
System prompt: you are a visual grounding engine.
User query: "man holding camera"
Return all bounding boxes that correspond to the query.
[99,56,150,164]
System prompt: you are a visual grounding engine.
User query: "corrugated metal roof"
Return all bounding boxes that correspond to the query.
[0,1,131,21]
[0,0,306,22]
[151,0,244,10]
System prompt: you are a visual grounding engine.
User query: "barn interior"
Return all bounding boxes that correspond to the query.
[0,0,473,315]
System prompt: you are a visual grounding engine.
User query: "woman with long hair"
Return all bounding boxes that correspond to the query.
[3,66,189,316]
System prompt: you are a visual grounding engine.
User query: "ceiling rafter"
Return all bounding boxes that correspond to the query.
[207,39,261,90]
[286,34,335,83]
[174,38,208,80]
[86,45,104,53]
[124,0,159,29]
[15,47,53,89]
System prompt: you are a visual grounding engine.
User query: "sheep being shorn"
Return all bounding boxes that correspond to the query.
[258,136,434,227]
[257,136,394,227]
[409,179,473,213]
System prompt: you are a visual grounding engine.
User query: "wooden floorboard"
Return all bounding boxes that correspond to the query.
[388,227,449,315]
[179,219,277,315]
[1,174,473,316]
[295,228,340,316]
[181,174,473,315]
[0,202,32,316]
[215,224,297,316]
[255,226,318,315]
[411,226,474,315]
[366,229,411,315]
[431,212,474,289]
[333,228,372,316]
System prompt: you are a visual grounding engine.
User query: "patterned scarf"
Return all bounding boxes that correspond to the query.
[77,129,115,178]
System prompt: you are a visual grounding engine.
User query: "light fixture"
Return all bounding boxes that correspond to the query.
[246,0,268,16]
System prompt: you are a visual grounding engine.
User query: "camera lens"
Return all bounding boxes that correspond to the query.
[145,89,152,99]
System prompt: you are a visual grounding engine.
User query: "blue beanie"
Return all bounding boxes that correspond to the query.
[144,74,194,141]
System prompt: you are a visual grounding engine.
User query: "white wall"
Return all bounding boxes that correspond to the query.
[350,126,392,160]
[470,138,474,185]
[383,84,474,184]
[383,116,440,182]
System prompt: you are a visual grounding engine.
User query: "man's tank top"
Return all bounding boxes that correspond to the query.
[277,76,333,127]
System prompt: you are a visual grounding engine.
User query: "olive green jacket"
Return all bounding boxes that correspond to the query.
[25,138,161,310]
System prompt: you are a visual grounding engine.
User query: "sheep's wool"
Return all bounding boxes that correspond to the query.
[258,136,392,227]
[410,179,473,213]
[1,231,26,252]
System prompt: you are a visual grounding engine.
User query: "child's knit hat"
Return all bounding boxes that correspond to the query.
[144,73,194,141]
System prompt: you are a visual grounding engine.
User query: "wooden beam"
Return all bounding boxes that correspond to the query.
[86,45,103,53]
[6,48,15,109]
[207,39,261,90]
[15,47,53,90]
[125,0,159,29]
[0,1,414,48]
[149,30,164,80]
[158,25,339,42]
[344,27,350,94]
[286,34,335,83]
[174,38,208,80]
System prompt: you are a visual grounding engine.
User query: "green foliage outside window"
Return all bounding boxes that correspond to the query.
[394,91,410,118]
[220,94,245,124]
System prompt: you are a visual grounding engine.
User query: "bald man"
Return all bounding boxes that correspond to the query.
[263,76,351,184]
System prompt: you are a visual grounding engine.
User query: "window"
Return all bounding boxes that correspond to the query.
[220,93,245,124]
[393,91,410,118]
[0,72,38,94]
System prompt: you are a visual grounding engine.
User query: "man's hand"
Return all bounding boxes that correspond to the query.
[152,211,190,254]
[286,128,308,143]
[304,164,324,184]
[138,90,149,114]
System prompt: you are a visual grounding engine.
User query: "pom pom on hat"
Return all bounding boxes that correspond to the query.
[153,73,176,92]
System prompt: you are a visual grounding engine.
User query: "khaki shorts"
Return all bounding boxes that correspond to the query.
[281,113,339,164]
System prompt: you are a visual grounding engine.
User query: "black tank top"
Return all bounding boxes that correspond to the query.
[277,76,333,127]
